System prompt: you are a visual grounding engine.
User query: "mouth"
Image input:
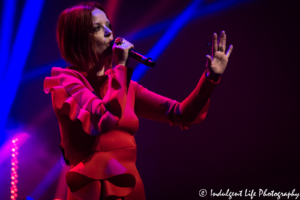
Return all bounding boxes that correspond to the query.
[108,39,114,46]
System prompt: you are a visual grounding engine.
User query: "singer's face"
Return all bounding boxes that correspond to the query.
[92,8,113,58]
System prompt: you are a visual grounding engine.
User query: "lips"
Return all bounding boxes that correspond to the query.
[108,39,114,46]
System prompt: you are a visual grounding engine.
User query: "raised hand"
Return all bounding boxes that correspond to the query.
[206,31,233,78]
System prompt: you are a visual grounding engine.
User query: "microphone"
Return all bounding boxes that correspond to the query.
[110,39,156,67]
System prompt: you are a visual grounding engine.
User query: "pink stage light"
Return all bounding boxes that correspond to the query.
[0,133,29,165]
[10,138,19,199]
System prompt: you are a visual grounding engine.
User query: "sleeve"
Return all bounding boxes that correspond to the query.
[133,70,219,130]
[43,65,133,135]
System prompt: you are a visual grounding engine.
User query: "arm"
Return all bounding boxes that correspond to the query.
[44,65,132,135]
[133,70,218,130]
[134,31,233,130]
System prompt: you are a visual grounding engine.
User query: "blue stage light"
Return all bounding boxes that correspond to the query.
[132,0,202,81]
[125,19,172,41]
[0,0,16,79]
[21,60,67,83]
[29,159,62,199]
[0,0,45,144]
[193,0,251,19]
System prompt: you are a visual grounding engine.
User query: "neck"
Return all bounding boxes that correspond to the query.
[89,56,112,76]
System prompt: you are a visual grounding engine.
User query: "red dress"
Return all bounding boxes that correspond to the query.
[43,64,219,200]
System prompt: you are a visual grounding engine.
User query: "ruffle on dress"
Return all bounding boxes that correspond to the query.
[44,67,127,135]
[44,66,138,199]
[66,147,137,200]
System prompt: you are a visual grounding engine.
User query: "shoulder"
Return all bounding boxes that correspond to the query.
[50,67,86,82]
[44,67,93,94]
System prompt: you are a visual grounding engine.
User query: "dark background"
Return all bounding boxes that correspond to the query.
[0,0,299,199]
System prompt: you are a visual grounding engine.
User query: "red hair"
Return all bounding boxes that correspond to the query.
[56,2,111,72]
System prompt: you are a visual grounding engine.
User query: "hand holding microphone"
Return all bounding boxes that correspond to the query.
[111,37,156,67]
[112,37,134,66]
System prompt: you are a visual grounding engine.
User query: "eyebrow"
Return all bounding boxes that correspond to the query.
[93,21,110,25]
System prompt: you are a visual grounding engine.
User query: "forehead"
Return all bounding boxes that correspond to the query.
[91,8,108,22]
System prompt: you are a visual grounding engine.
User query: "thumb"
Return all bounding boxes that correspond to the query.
[206,55,212,68]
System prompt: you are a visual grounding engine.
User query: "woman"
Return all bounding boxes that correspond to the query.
[44,2,233,200]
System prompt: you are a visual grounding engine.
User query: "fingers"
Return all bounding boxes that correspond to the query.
[113,38,134,50]
[211,31,233,58]
[112,38,134,56]
[114,37,123,45]
[212,33,218,54]
[226,45,233,58]
[218,30,225,52]
[122,38,134,49]
[113,38,134,66]
[206,55,212,62]
[223,33,226,52]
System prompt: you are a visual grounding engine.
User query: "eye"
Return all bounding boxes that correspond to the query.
[93,25,101,32]
[106,22,112,30]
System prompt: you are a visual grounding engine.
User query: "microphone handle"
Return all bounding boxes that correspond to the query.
[110,39,156,67]
[129,49,156,67]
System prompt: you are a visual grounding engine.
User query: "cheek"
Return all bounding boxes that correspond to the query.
[94,34,106,50]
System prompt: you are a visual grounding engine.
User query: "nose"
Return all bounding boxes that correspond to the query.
[104,26,112,37]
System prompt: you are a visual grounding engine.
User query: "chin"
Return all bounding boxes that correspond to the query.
[101,47,113,57]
